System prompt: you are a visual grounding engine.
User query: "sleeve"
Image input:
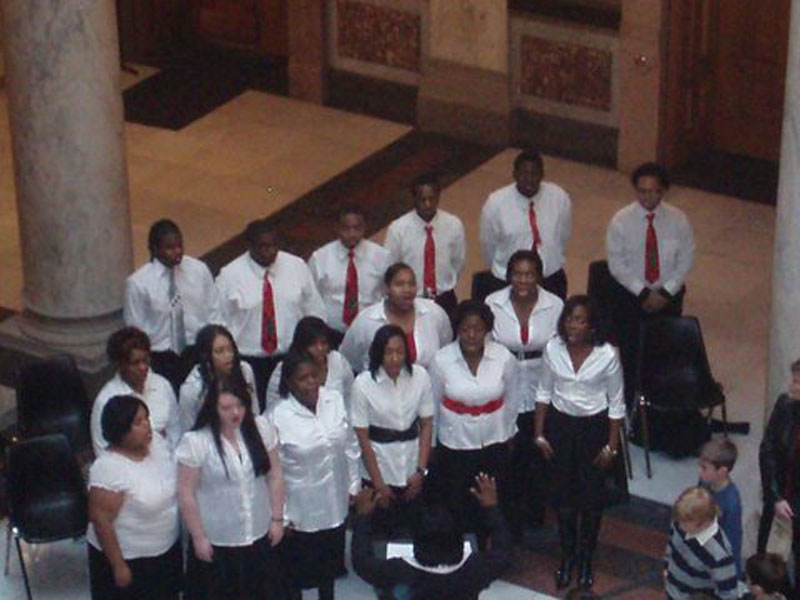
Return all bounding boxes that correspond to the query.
[711,552,740,600]
[351,515,406,589]
[475,506,513,582]
[349,377,370,429]
[722,493,743,577]
[265,362,283,413]
[301,264,327,319]
[241,361,260,415]
[255,415,278,451]
[88,456,127,493]
[432,303,453,347]
[178,379,200,433]
[417,368,435,419]
[451,217,467,277]
[123,276,147,329]
[502,352,521,433]
[535,347,555,405]
[479,198,497,269]
[663,212,695,295]
[559,190,572,249]
[429,356,445,440]
[339,354,355,411]
[163,384,182,453]
[383,221,403,265]
[606,214,645,296]
[342,406,362,495]
[760,396,787,506]
[605,347,625,419]
[175,432,206,468]
[307,250,321,288]
[91,391,109,457]
[214,272,234,328]
[340,317,366,372]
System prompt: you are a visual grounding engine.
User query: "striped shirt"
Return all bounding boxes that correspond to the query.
[664,519,740,599]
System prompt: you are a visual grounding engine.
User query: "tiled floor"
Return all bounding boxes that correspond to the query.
[0,62,776,597]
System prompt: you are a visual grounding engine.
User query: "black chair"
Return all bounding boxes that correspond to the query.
[4,434,88,599]
[634,316,728,478]
[15,354,92,460]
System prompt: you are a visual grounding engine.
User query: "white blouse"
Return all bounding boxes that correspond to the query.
[350,365,434,487]
[486,286,563,413]
[91,371,180,457]
[430,340,519,450]
[340,298,453,373]
[178,362,259,432]
[87,435,179,559]
[536,337,625,419]
[176,416,279,546]
[265,350,354,413]
[269,389,360,532]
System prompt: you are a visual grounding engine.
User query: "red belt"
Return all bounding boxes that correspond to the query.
[442,396,504,416]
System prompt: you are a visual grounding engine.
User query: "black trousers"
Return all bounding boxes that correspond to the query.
[151,347,197,396]
[434,441,513,539]
[241,354,284,413]
[510,411,548,531]
[280,524,346,592]
[88,541,182,600]
[472,269,568,303]
[185,533,286,600]
[545,408,609,511]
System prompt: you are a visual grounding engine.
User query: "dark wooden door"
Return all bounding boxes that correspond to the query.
[192,0,287,55]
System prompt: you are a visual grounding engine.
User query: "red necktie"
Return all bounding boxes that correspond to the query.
[261,272,278,354]
[406,331,417,363]
[529,202,541,249]
[644,213,660,284]
[342,249,359,326]
[423,225,437,298]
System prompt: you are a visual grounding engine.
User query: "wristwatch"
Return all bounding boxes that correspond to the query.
[416,466,429,477]
[602,444,618,457]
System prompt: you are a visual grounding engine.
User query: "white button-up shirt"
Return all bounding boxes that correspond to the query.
[123,256,221,351]
[308,239,390,333]
[350,365,434,487]
[175,415,279,546]
[265,350,354,413]
[215,251,326,356]
[91,370,180,457]
[486,286,563,413]
[269,390,360,532]
[384,210,466,296]
[536,337,625,419]
[87,435,179,559]
[430,340,519,450]
[606,201,695,296]
[178,362,259,432]
[340,299,453,373]
[480,181,572,280]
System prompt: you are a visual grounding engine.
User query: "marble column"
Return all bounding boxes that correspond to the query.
[288,0,327,103]
[0,0,133,365]
[417,0,510,147]
[766,0,800,414]
[616,0,665,171]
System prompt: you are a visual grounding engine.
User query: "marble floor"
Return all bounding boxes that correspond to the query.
[0,62,776,597]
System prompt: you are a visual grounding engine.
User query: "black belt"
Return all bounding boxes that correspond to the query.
[515,349,542,361]
[368,418,419,443]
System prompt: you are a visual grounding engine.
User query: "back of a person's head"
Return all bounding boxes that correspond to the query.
[699,437,738,472]
[413,505,464,567]
[746,553,789,596]
[673,486,718,528]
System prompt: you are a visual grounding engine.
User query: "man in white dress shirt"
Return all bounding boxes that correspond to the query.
[384,173,466,321]
[478,149,572,301]
[605,162,695,404]
[308,205,389,346]
[124,219,220,393]
[215,219,326,410]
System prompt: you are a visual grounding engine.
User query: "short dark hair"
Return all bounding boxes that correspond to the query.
[699,438,738,471]
[513,149,543,173]
[339,204,365,220]
[147,219,181,258]
[746,553,789,595]
[244,218,274,244]
[413,504,464,567]
[383,262,415,287]
[278,351,318,399]
[368,324,412,379]
[556,295,606,346]
[631,162,670,189]
[453,299,494,333]
[289,316,332,355]
[411,172,441,195]
[106,327,151,366]
[505,249,543,284]
[101,395,149,447]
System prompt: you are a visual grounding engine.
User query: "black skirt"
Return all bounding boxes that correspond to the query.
[279,524,346,589]
[88,540,182,600]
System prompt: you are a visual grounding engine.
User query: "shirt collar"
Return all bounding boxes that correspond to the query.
[491,285,558,316]
[337,240,360,258]
[687,518,719,546]
[374,367,411,385]
[635,202,665,220]
[410,210,438,229]
[246,252,269,278]
[370,299,428,322]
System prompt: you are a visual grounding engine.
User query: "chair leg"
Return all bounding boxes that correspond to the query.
[4,522,10,576]
[638,395,652,479]
[621,413,633,480]
[721,401,729,437]
[15,536,32,600]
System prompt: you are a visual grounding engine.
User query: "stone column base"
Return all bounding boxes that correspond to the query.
[0,310,122,374]
[417,58,510,147]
